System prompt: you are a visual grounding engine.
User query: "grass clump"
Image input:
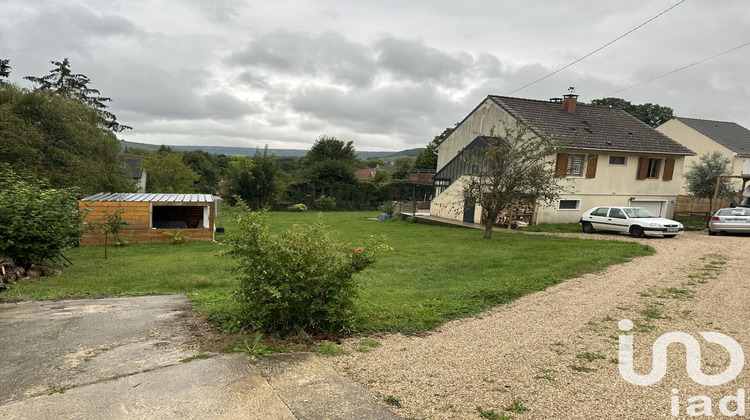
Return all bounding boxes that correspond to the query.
[383,395,402,408]
[355,339,381,353]
[504,399,530,414]
[477,406,512,420]
[569,364,597,373]
[576,351,605,362]
[232,332,280,358]
[534,369,556,381]
[179,352,213,363]
[640,303,667,321]
[315,341,348,356]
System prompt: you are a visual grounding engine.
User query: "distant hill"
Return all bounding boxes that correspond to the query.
[120,140,422,159]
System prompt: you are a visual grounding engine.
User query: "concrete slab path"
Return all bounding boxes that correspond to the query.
[0,296,398,419]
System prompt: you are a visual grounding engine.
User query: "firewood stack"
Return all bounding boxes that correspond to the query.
[493,200,536,227]
[0,258,59,291]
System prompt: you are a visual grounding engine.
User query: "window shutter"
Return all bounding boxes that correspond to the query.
[663,158,675,181]
[585,155,598,178]
[636,157,648,180]
[555,153,568,177]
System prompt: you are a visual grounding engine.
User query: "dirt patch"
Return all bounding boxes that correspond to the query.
[327,231,750,419]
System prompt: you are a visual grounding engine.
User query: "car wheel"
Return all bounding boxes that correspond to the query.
[582,222,594,233]
[663,235,676,238]
[708,229,717,236]
[630,226,645,238]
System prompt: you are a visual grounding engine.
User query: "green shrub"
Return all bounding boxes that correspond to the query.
[228,204,389,335]
[162,229,189,244]
[378,201,395,215]
[313,195,337,211]
[0,164,83,267]
[287,203,307,212]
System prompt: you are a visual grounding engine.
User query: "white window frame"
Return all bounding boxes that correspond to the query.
[558,199,581,211]
[565,154,588,178]
[608,155,628,166]
[645,157,665,180]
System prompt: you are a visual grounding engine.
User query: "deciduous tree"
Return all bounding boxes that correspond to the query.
[140,153,199,193]
[225,147,281,208]
[414,127,453,169]
[589,97,674,127]
[684,151,735,212]
[463,123,564,239]
[0,83,132,194]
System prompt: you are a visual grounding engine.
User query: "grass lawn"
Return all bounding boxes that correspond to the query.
[674,216,708,231]
[517,222,582,233]
[1,211,654,335]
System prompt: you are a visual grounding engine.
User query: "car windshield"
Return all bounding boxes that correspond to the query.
[623,207,658,218]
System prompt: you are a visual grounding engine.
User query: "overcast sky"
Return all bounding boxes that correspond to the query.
[2,0,748,151]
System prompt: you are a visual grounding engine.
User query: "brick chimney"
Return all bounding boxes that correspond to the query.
[562,93,578,113]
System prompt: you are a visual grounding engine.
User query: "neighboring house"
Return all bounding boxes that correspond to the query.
[656,117,750,194]
[355,168,375,179]
[432,94,695,225]
[78,193,215,246]
[124,157,147,193]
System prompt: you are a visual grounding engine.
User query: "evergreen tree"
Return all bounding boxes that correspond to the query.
[0,59,10,82]
[24,58,131,132]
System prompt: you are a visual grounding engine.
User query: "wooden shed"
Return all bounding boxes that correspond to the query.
[78,193,215,246]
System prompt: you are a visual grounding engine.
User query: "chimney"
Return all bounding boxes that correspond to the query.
[561,86,578,113]
[562,93,578,113]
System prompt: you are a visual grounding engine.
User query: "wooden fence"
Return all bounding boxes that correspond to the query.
[393,200,431,215]
[674,195,740,217]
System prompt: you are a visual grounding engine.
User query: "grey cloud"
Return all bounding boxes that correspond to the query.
[290,83,464,137]
[228,29,376,88]
[110,63,256,122]
[375,37,467,86]
[203,92,258,119]
[184,0,243,23]
[13,4,137,55]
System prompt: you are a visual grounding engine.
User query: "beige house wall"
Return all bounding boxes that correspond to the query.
[657,119,743,194]
[431,176,482,222]
[433,150,685,225]
[436,99,517,171]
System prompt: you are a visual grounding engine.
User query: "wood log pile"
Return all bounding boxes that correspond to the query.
[0,258,60,291]
[490,199,536,227]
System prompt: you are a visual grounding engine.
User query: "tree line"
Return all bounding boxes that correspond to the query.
[128,136,436,211]
[0,58,442,210]
[0,56,683,209]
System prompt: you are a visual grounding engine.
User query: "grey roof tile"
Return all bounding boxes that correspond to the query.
[487,96,695,156]
[675,117,750,155]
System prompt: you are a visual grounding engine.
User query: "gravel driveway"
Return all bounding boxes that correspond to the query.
[328,231,750,419]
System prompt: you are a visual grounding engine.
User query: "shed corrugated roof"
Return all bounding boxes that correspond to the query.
[81,193,214,203]
[675,117,750,156]
[486,96,695,156]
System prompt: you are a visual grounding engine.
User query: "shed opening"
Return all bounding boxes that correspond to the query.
[152,205,209,229]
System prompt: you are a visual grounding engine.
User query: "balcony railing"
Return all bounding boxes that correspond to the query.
[409,169,436,184]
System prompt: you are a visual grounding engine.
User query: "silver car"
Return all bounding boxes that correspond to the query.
[708,207,750,236]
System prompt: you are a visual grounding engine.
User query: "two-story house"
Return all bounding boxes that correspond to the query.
[432,94,695,225]
[656,117,750,195]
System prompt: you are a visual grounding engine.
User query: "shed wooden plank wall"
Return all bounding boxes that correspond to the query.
[78,200,214,246]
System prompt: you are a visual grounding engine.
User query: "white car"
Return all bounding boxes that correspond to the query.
[579,206,684,238]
